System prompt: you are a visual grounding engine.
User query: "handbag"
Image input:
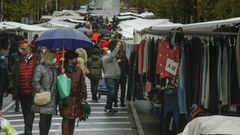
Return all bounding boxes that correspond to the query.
[34,70,55,106]
[57,74,71,99]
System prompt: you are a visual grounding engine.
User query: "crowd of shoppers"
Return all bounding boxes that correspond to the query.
[0,14,128,135]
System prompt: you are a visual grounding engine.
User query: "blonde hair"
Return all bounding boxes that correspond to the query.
[75,48,88,62]
[40,52,55,65]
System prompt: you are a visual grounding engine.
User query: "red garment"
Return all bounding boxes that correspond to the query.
[19,54,35,95]
[99,39,110,48]
[107,24,112,31]
[91,32,101,43]
[56,49,65,68]
[31,39,37,48]
[156,39,179,79]
[138,39,146,74]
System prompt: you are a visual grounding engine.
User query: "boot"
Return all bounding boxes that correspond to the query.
[92,94,98,102]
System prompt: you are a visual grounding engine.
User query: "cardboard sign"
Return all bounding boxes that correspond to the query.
[165,58,179,76]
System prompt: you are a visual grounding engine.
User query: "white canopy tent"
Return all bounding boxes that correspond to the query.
[118,18,174,44]
[0,22,49,32]
[142,17,240,33]
[119,12,156,19]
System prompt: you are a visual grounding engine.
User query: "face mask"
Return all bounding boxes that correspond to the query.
[66,63,77,73]
[107,50,111,54]
[50,58,57,65]
[19,48,23,53]
[21,49,28,56]
[42,48,47,53]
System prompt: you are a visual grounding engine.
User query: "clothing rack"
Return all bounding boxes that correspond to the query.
[139,28,239,37]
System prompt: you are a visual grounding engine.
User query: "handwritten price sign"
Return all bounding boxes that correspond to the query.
[165,58,179,76]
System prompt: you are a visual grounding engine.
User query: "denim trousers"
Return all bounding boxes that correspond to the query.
[161,90,179,135]
[178,44,187,114]
[105,78,119,109]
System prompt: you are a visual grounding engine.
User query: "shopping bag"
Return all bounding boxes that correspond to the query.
[0,117,18,135]
[57,74,71,99]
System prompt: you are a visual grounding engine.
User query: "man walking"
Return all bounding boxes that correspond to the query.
[12,44,37,135]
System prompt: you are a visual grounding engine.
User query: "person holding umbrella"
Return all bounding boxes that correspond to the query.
[59,51,87,135]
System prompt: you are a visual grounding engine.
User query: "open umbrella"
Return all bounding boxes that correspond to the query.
[99,28,112,35]
[35,28,92,50]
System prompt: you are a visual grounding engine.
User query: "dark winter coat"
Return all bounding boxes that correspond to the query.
[87,55,102,80]
[118,55,129,80]
[32,64,58,115]
[0,55,9,93]
[59,67,87,119]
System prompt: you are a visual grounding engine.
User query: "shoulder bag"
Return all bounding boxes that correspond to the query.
[34,69,54,106]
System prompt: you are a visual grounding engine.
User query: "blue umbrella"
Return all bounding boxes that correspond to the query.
[36,28,92,50]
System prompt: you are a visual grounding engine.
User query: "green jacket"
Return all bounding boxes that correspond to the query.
[87,55,102,80]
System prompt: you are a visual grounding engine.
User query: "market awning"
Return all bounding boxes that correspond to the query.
[118,18,173,39]
[142,17,240,33]
[0,22,49,32]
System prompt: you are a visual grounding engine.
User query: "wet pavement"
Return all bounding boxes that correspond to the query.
[1,79,138,135]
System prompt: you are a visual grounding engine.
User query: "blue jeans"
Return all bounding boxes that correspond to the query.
[178,44,187,114]
[162,91,179,135]
[104,78,119,109]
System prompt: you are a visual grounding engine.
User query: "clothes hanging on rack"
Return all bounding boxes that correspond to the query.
[236,30,240,88]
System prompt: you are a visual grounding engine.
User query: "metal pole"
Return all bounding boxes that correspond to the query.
[0,0,3,21]
[56,0,58,11]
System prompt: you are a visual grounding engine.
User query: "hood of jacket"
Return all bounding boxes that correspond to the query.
[90,55,101,61]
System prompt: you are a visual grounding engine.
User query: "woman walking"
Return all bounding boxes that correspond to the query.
[59,51,87,135]
[87,47,102,102]
[32,52,58,135]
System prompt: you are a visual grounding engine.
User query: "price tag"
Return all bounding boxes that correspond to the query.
[165,58,179,76]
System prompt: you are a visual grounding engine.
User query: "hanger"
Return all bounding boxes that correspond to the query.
[228,37,232,47]
[211,37,214,46]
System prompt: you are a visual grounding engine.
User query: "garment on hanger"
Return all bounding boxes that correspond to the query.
[147,37,158,83]
[138,39,145,74]
[236,30,240,89]
[142,37,151,73]
[156,39,179,79]
[178,42,187,114]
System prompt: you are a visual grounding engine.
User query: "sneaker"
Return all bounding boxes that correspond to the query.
[104,107,110,112]
[109,108,118,113]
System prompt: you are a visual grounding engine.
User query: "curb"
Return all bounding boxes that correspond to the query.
[129,101,145,135]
